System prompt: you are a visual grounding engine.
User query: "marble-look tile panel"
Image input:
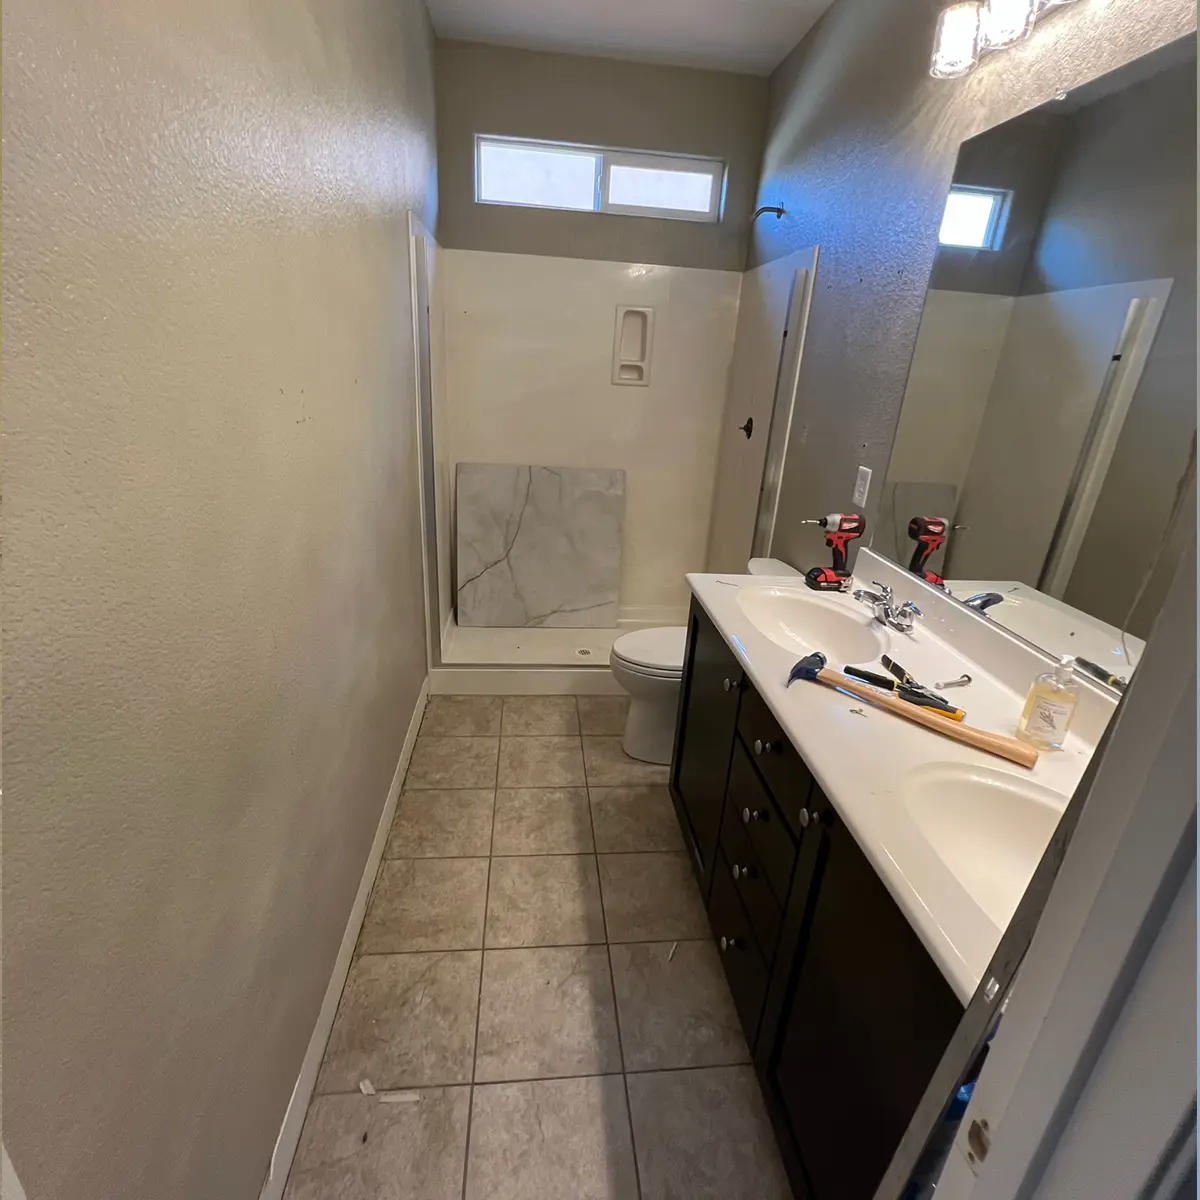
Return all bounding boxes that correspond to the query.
[456,464,624,628]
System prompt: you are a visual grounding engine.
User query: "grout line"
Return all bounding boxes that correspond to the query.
[352,936,709,961]
[585,737,644,1198]
[316,1060,748,1099]
[621,1070,645,1200]
[459,784,495,1200]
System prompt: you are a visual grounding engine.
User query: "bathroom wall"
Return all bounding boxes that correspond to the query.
[747,0,1195,576]
[435,39,768,270]
[442,250,741,624]
[1023,59,1197,636]
[3,1,436,1197]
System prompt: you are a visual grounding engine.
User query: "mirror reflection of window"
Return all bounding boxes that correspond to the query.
[939,186,1010,250]
[879,37,1197,689]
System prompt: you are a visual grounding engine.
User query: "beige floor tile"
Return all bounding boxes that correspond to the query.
[626,1066,792,1200]
[407,736,499,789]
[316,952,480,1093]
[589,785,684,853]
[582,736,669,785]
[475,946,622,1082]
[359,858,488,953]
[610,940,749,1071]
[501,696,580,736]
[598,853,709,943]
[492,788,593,855]
[498,736,585,787]
[576,695,630,736]
[421,695,503,737]
[385,789,495,858]
[485,855,605,947]
[465,1077,638,1200]
[284,1088,470,1200]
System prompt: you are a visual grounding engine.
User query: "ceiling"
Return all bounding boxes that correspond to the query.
[425,0,838,75]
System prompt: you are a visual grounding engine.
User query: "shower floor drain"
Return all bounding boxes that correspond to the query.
[575,648,593,658]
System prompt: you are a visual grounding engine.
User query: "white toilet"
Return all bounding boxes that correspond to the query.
[610,558,800,764]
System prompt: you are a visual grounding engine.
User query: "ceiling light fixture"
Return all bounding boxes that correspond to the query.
[931,0,1084,79]
[980,0,1037,49]
[931,3,983,79]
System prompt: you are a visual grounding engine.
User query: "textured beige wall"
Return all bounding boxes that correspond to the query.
[749,0,1196,574]
[436,40,768,271]
[2,1,436,1197]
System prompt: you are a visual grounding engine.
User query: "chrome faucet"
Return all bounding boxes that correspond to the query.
[963,591,1005,614]
[852,581,923,633]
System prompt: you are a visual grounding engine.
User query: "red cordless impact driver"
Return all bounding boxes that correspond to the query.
[801,512,866,591]
[907,515,948,587]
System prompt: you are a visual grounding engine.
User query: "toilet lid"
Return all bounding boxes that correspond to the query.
[611,626,687,673]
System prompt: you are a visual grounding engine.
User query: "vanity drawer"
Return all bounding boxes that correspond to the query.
[736,684,814,834]
[709,847,770,1047]
[719,800,783,966]
[726,738,796,905]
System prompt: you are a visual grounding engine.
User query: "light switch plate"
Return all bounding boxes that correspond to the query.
[853,465,872,507]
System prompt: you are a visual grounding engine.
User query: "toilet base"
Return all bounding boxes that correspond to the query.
[622,693,678,764]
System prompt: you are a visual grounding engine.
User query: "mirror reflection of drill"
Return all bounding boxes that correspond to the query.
[801,512,866,591]
[907,515,948,587]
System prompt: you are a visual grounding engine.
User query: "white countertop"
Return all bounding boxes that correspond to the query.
[688,565,1115,1005]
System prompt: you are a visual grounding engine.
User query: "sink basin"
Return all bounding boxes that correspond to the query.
[902,763,1066,928]
[736,585,889,665]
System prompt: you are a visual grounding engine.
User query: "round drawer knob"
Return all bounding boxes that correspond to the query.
[722,677,733,692]
[719,935,741,952]
[741,807,764,825]
[754,738,775,756]
[799,808,810,828]
[732,863,753,881]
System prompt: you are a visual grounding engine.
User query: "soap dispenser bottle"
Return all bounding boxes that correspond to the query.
[1017,656,1079,750]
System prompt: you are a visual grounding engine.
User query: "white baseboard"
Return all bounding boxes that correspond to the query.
[429,666,623,695]
[260,677,429,1200]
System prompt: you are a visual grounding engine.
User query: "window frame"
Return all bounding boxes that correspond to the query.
[474,135,725,224]
[939,184,1012,251]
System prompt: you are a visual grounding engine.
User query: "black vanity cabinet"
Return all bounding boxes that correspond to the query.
[759,793,964,1200]
[669,597,745,898]
[671,600,963,1200]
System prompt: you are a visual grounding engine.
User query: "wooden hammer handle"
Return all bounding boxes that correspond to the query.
[818,667,1039,769]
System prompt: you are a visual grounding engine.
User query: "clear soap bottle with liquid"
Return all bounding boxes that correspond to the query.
[1017,655,1079,750]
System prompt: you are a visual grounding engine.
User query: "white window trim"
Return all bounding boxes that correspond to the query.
[941,184,1012,250]
[474,135,725,223]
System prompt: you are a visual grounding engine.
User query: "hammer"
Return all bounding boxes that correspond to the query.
[788,652,1038,769]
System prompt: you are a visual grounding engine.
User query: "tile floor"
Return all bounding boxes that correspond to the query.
[285,694,792,1200]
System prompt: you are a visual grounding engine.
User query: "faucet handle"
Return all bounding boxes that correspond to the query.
[871,581,893,600]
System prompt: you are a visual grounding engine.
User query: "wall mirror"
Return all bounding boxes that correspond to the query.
[876,35,1196,693]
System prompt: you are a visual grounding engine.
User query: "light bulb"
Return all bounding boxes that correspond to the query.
[980,0,1038,49]
[931,2,982,79]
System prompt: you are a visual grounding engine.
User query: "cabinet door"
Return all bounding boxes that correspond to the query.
[764,797,963,1200]
[669,598,743,897]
